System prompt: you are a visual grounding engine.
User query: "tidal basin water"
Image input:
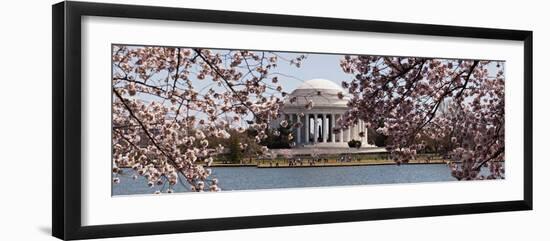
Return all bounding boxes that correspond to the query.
[111,164,493,195]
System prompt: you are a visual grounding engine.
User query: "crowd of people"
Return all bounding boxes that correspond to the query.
[264,155,364,167]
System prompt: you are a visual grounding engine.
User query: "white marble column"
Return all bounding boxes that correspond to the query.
[346,126,353,142]
[314,114,318,143]
[322,114,328,143]
[296,114,301,144]
[331,114,335,143]
[363,120,368,145]
[361,120,366,142]
[305,114,309,144]
[339,114,344,143]
[358,120,362,141]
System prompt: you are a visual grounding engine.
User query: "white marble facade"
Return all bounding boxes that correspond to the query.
[276,79,370,148]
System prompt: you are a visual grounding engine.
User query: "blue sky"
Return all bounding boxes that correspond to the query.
[139,49,354,101]
[182,50,354,95]
[121,46,503,99]
[116,47,355,125]
[116,46,504,127]
[271,52,354,93]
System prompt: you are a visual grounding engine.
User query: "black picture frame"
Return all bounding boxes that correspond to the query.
[52,1,533,240]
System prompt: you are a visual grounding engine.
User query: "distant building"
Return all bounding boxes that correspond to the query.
[275,78,374,149]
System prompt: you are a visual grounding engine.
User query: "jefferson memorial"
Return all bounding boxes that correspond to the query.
[277,78,373,149]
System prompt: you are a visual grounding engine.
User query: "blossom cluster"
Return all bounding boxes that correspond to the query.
[339,56,505,179]
[111,46,303,193]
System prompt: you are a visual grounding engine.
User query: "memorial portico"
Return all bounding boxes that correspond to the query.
[277,79,370,148]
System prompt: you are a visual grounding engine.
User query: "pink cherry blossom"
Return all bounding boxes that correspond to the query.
[338,56,505,180]
[112,45,304,193]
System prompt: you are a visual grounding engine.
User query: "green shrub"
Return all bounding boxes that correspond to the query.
[348,139,362,148]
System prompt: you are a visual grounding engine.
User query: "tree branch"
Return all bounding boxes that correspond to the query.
[113,87,177,164]
[414,60,480,133]
[171,48,181,95]
[192,48,263,121]
[473,146,504,171]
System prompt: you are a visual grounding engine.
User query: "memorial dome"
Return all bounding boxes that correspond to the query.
[284,78,349,108]
[295,78,343,91]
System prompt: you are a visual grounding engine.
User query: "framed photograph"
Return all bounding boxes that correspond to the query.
[52,1,533,240]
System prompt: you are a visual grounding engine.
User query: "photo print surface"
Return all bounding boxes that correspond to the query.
[111,44,505,195]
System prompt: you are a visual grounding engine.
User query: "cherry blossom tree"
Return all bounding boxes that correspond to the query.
[111,45,304,193]
[338,56,505,180]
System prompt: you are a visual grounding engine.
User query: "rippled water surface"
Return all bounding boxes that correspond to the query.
[111,164,494,195]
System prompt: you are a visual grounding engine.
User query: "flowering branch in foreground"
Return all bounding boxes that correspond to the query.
[111,46,304,193]
[338,56,505,180]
